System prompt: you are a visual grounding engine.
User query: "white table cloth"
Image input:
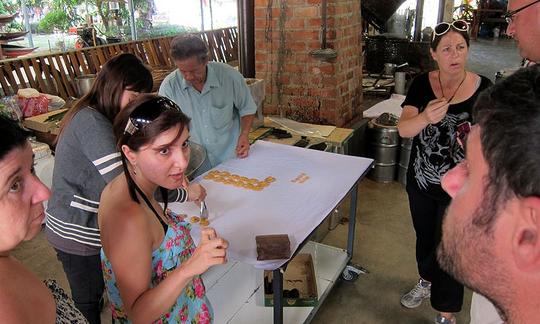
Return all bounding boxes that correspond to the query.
[169,141,373,270]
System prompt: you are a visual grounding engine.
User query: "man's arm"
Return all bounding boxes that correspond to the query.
[227,64,257,158]
[236,114,255,158]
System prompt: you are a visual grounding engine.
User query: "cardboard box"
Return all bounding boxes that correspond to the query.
[264,253,318,307]
[23,109,67,135]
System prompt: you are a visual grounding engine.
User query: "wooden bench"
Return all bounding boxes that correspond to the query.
[0,27,238,99]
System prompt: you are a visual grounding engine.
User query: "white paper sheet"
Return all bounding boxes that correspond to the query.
[266,116,336,138]
[169,141,373,270]
[362,93,405,119]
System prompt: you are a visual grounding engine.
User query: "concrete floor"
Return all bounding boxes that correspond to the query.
[466,38,522,81]
[313,180,466,324]
[12,38,520,324]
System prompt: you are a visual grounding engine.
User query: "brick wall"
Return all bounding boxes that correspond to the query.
[254,0,362,127]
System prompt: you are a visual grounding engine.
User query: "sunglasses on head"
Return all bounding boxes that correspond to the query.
[433,20,469,40]
[124,97,180,135]
[502,0,540,23]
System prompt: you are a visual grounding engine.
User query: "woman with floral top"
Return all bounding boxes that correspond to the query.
[98,94,228,323]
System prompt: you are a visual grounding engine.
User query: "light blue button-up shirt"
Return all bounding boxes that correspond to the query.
[159,62,257,174]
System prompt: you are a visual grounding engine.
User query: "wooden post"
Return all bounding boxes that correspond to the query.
[414,0,426,41]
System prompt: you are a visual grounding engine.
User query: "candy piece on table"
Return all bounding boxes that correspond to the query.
[199,218,209,227]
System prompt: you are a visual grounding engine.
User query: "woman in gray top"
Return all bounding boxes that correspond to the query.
[46,53,205,323]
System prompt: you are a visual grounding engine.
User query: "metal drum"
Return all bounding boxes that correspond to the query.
[397,137,413,185]
[366,118,400,183]
[186,142,207,180]
[74,74,96,98]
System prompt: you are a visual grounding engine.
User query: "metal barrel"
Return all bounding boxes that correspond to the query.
[74,74,96,98]
[397,137,413,185]
[366,119,399,183]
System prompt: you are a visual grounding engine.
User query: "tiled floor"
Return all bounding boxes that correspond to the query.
[466,37,522,81]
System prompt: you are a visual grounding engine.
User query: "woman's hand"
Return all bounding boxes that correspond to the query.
[183,227,228,277]
[422,98,449,124]
[187,183,206,202]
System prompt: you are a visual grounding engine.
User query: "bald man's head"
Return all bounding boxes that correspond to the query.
[506,0,540,62]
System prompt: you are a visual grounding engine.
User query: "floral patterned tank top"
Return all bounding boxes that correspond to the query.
[100,212,213,323]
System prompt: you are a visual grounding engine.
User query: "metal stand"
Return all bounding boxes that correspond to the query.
[272,268,284,324]
[271,180,370,322]
[341,182,369,281]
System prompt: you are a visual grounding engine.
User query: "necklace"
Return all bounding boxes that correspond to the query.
[438,71,467,103]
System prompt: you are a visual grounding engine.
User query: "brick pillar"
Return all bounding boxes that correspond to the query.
[254,0,362,127]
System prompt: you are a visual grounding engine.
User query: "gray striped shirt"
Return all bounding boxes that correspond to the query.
[46,107,187,255]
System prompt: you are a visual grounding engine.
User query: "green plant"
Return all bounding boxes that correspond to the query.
[39,9,70,33]
[136,23,196,39]
[0,0,25,31]
[0,0,17,15]
[6,21,23,31]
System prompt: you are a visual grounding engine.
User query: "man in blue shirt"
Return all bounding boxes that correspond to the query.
[159,35,257,174]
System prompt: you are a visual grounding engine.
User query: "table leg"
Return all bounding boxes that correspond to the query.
[346,182,358,256]
[272,268,283,324]
[332,143,346,155]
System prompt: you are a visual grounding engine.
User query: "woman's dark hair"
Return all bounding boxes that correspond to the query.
[56,53,153,142]
[431,27,470,51]
[0,116,31,161]
[113,94,190,205]
[170,34,209,63]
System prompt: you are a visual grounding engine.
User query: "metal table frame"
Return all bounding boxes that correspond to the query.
[270,162,371,323]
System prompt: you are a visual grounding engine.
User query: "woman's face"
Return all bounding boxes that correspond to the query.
[431,31,469,74]
[120,89,141,110]
[126,125,191,190]
[0,142,51,253]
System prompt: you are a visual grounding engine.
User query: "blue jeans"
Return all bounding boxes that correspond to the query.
[55,249,104,324]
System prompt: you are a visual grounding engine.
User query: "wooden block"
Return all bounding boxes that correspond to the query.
[23,108,67,133]
[256,234,291,261]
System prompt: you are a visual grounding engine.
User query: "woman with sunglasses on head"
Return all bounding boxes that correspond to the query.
[397,20,492,324]
[0,116,87,323]
[98,94,228,323]
[46,54,205,324]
